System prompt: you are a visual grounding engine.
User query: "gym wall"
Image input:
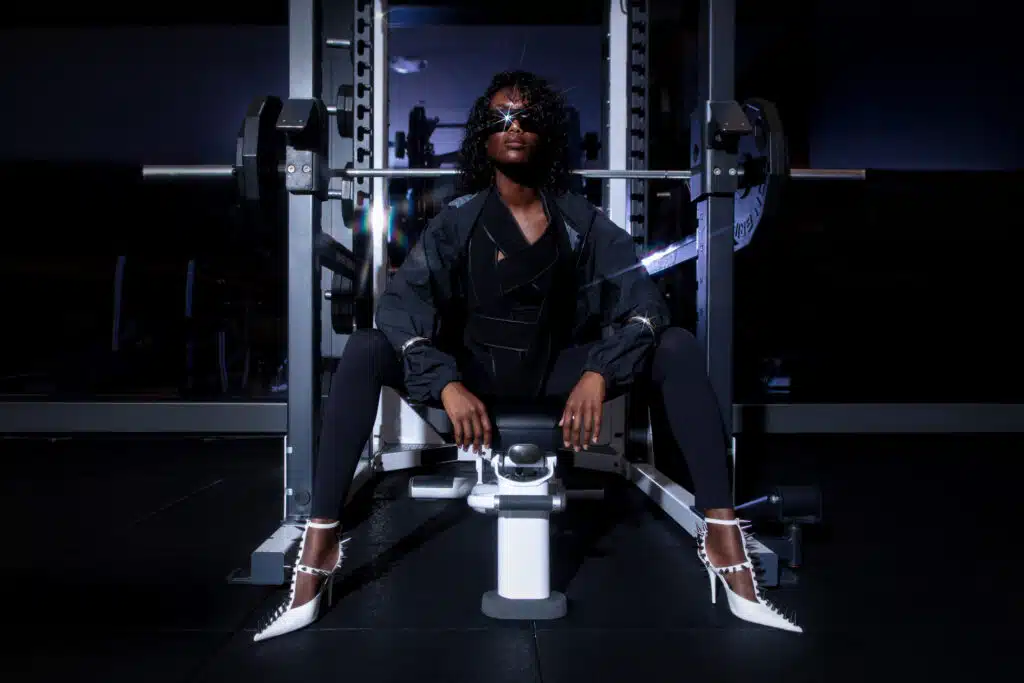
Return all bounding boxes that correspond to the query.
[807,2,1022,171]
[0,27,290,164]
[0,25,602,166]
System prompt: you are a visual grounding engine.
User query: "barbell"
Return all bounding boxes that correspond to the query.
[144,95,865,263]
[142,165,863,181]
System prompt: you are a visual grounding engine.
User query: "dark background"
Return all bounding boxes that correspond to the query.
[0,0,1020,401]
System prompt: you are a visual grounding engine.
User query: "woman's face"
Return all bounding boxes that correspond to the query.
[485,86,541,166]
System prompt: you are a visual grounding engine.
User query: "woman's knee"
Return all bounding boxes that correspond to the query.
[655,326,701,360]
[336,329,395,376]
[344,328,392,356]
[650,326,704,381]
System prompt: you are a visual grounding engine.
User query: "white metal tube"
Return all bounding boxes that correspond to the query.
[370,0,391,455]
[495,478,551,600]
[371,0,389,312]
[606,0,631,233]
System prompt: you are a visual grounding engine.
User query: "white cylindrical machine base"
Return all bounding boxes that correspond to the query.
[496,480,550,600]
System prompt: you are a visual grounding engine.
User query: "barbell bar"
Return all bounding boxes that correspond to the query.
[143,165,235,179]
[144,96,862,265]
[142,165,865,181]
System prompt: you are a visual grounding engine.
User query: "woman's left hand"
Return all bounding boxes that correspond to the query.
[560,371,606,451]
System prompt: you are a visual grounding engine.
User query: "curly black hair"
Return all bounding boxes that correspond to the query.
[457,70,571,195]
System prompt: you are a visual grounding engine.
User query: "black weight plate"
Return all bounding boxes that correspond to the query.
[238,95,284,205]
[408,106,428,139]
[733,98,789,249]
[407,106,429,165]
[351,227,374,329]
[330,271,356,334]
[234,131,246,199]
[328,210,375,332]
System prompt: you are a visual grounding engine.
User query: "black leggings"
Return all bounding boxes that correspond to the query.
[311,326,732,520]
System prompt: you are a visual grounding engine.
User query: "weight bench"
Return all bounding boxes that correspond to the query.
[324,390,781,608]
[231,391,783,594]
[408,401,604,620]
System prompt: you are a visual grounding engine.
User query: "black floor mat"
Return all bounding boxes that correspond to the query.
[1,434,1019,682]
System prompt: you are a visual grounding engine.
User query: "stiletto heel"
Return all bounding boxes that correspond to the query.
[253,520,348,642]
[697,517,802,633]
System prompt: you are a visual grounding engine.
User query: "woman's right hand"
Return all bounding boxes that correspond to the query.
[440,382,492,453]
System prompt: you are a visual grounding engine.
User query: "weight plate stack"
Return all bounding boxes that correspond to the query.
[236,95,286,226]
[733,98,789,249]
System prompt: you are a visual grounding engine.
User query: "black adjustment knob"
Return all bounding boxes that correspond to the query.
[506,443,545,466]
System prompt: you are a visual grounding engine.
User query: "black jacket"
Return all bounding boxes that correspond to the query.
[375,188,671,404]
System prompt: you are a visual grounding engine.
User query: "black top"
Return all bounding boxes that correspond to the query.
[375,188,671,405]
[461,191,575,398]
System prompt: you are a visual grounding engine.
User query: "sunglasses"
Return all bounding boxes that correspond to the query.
[482,106,542,135]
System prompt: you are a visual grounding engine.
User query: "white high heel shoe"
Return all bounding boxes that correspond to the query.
[253,520,348,642]
[697,517,803,633]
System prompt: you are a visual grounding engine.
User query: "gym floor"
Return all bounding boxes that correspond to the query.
[1,433,1015,682]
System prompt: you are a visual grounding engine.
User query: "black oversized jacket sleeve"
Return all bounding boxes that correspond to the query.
[578,209,672,389]
[375,209,462,404]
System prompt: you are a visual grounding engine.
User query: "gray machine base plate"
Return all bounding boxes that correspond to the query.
[481,590,568,620]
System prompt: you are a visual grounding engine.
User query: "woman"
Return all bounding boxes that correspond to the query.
[254,70,801,641]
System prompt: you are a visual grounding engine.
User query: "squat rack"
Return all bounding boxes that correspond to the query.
[0,0,1013,437]
[2,0,1023,585]
[0,0,1015,440]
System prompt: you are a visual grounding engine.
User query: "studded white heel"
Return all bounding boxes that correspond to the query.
[697,517,802,633]
[253,520,348,642]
